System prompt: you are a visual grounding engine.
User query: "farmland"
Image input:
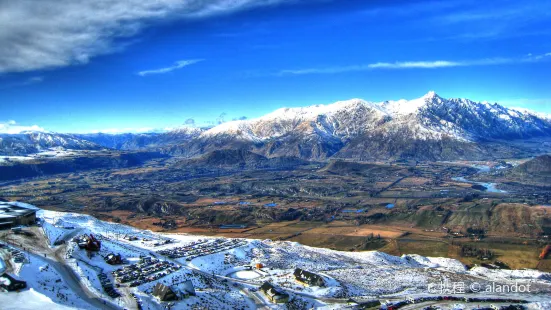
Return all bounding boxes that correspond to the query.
[1,156,550,272]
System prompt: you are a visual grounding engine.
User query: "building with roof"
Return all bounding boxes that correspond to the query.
[293,268,325,287]
[152,283,178,302]
[260,282,289,304]
[0,202,37,230]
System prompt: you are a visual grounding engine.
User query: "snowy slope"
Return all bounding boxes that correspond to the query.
[511,107,551,120]
[4,251,93,309]
[201,98,388,141]
[0,288,76,310]
[3,204,550,310]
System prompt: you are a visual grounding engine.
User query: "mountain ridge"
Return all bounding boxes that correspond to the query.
[198,91,551,143]
[175,91,551,160]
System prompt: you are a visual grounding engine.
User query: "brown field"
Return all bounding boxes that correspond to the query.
[455,241,543,270]
[289,233,385,251]
[246,221,301,234]
[374,182,393,188]
[397,177,431,186]
[537,259,551,271]
[307,224,403,239]
[395,239,450,258]
[111,167,167,175]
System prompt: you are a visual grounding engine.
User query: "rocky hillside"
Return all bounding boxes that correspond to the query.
[513,155,551,175]
[174,149,309,170]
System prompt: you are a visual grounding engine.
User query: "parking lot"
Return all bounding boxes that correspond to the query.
[157,238,247,260]
[98,272,121,298]
[112,256,181,287]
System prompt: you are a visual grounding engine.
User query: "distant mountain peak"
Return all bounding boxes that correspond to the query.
[423,90,438,99]
[421,91,447,105]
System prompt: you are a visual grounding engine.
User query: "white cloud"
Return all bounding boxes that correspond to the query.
[277,53,551,76]
[0,120,45,134]
[137,59,204,76]
[369,60,461,69]
[528,52,551,61]
[0,0,299,74]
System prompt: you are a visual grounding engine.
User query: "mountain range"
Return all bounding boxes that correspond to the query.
[2,92,551,161]
[0,131,101,156]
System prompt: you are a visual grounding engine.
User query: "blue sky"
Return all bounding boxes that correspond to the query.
[0,0,550,133]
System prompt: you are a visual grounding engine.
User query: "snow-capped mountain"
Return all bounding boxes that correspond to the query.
[0,131,102,156]
[200,91,550,142]
[174,91,551,160]
[201,98,386,141]
[7,92,548,161]
[510,107,551,121]
[416,92,551,140]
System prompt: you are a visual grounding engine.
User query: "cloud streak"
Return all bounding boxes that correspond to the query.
[0,0,302,74]
[137,59,204,76]
[86,127,158,134]
[0,76,44,90]
[276,53,551,76]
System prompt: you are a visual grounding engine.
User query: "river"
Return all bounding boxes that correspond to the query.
[451,176,507,193]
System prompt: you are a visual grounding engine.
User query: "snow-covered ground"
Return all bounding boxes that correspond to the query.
[1,249,93,309]
[0,288,76,310]
[2,205,551,310]
[230,270,261,280]
[0,149,95,164]
[41,220,75,246]
[0,156,35,164]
